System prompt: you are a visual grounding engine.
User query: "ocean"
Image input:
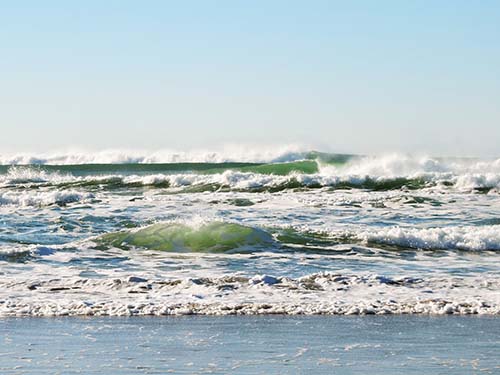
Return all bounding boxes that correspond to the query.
[0,149,499,317]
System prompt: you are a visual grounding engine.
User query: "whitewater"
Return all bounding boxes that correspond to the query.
[1,149,499,317]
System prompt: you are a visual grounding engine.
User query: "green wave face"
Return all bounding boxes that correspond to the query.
[97,222,275,252]
[203,160,319,175]
[0,153,355,176]
[0,162,264,177]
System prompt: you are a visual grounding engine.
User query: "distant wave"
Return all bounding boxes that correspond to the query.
[0,145,312,165]
[1,168,499,193]
[1,153,500,193]
[319,153,500,178]
[317,153,500,192]
[0,190,94,207]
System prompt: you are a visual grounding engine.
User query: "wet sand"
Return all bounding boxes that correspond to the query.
[1,315,498,374]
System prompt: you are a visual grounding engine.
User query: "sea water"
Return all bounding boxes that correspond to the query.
[1,316,498,374]
[0,149,499,316]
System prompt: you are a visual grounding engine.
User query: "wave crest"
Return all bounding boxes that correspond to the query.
[358,225,500,251]
[0,190,94,207]
[0,145,311,165]
[1,153,500,192]
[97,221,274,252]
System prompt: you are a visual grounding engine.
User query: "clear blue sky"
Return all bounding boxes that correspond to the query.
[1,1,499,156]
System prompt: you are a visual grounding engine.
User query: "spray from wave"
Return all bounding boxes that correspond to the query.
[280,224,500,251]
[1,152,499,192]
[0,145,312,165]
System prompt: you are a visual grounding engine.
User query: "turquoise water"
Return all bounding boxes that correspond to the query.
[1,316,498,374]
[0,151,499,316]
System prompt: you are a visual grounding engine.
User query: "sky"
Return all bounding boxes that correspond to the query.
[1,1,499,157]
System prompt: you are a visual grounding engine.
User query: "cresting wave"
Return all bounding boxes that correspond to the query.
[94,221,500,253]
[358,225,500,251]
[0,172,498,194]
[0,146,312,165]
[97,221,274,252]
[1,153,500,192]
[2,149,499,318]
[0,190,94,207]
[281,224,500,252]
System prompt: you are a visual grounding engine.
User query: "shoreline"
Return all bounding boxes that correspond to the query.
[1,302,498,318]
[2,309,498,318]
[2,272,498,317]
[1,315,498,374]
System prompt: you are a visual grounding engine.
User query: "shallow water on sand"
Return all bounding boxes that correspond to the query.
[1,316,498,374]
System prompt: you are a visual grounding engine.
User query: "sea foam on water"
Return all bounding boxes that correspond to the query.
[0,150,499,317]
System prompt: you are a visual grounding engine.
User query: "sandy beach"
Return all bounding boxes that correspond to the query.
[1,315,498,374]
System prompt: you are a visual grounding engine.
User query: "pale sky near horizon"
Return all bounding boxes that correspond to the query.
[1,1,499,157]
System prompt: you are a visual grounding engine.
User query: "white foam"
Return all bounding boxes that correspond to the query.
[358,225,500,251]
[320,154,500,176]
[0,271,497,316]
[0,190,94,207]
[122,168,500,191]
[0,166,67,184]
[319,154,500,190]
[0,245,32,256]
[2,153,500,192]
[0,145,310,165]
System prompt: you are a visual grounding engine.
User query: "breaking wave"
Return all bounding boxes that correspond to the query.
[1,153,500,192]
[0,146,313,165]
[94,220,500,253]
[97,221,274,253]
[281,224,500,251]
[0,190,94,207]
[358,225,500,251]
[1,169,499,193]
